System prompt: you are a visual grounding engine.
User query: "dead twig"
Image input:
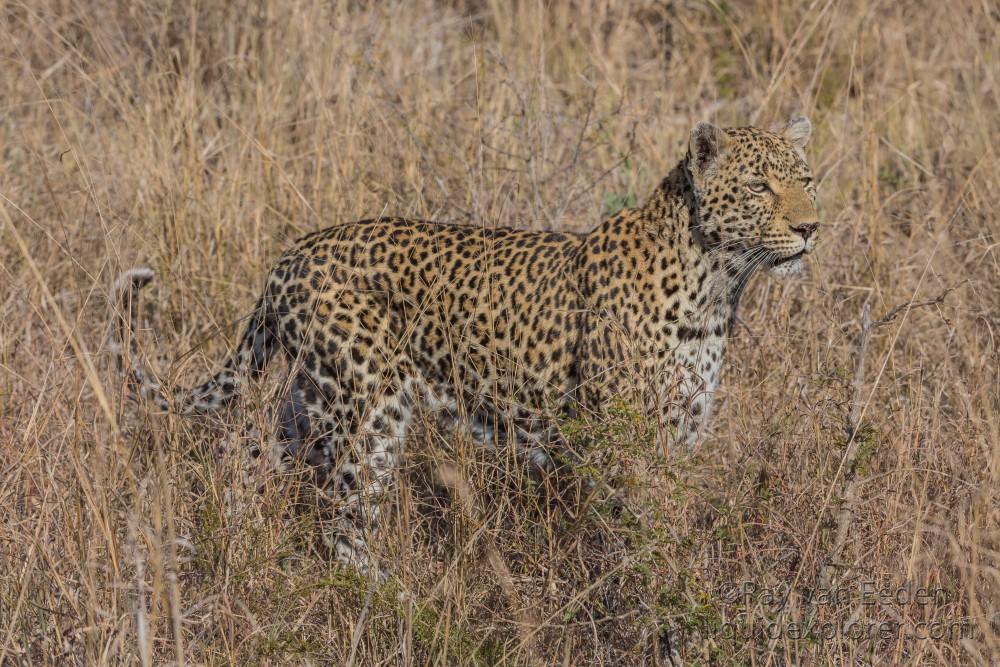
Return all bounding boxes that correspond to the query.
[816,298,871,591]
[870,280,964,329]
[817,282,961,590]
[434,461,543,666]
[345,577,378,667]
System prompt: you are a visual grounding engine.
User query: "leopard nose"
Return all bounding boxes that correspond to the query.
[790,222,818,241]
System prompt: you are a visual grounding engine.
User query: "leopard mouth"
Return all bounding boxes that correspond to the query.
[770,249,806,267]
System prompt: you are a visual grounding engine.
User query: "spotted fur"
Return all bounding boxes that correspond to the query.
[111,118,819,574]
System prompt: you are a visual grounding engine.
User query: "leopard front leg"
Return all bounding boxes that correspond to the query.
[663,336,724,452]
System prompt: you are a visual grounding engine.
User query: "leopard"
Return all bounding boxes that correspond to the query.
[111,117,819,576]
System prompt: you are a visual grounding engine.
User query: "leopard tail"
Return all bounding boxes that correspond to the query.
[110,267,278,413]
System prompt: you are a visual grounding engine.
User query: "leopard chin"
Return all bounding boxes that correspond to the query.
[766,251,807,277]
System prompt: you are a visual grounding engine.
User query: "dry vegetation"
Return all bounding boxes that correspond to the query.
[1,0,998,664]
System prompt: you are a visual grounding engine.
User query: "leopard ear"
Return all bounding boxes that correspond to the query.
[781,116,811,152]
[688,122,730,177]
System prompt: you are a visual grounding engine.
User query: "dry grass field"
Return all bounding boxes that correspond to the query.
[1,0,998,664]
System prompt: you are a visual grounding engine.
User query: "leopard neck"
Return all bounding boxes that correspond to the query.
[639,161,752,321]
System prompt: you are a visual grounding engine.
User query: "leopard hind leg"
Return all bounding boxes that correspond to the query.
[288,290,425,577]
[293,357,421,579]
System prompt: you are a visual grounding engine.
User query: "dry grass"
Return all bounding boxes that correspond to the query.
[1,0,998,664]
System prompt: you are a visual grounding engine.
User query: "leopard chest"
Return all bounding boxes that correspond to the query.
[669,329,725,411]
[642,260,733,443]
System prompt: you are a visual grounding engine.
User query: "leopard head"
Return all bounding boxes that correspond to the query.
[685,117,819,277]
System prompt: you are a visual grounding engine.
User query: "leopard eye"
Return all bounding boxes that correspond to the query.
[801,176,814,186]
[746,181,771,195]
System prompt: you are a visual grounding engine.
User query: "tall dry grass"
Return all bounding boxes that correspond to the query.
[1,0,997,664]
